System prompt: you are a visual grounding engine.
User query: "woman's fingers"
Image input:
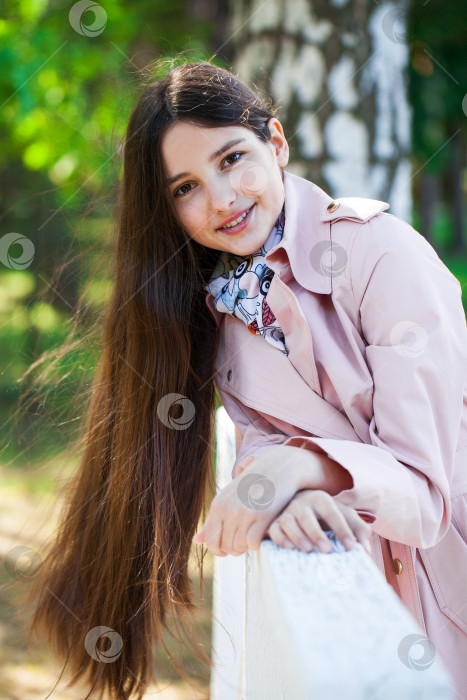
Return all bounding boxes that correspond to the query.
[330,505,373,551]
[195,466,373,558]
[226,525,247,556]
[197,447,305,556]
[278,505,334,553]
[346,510,373,550]
[313,493,373,550]
[297,491,356,551]
[266,521,298,550]
[269,491,372,554]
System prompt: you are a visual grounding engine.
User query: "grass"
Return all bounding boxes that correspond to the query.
[0,449,214,700]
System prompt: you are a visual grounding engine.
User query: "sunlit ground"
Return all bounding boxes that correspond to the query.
[0,454,214,699]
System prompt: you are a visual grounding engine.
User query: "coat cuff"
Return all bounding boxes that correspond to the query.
[282,435,450,548]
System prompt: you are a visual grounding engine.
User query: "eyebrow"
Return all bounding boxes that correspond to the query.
[166,138,246,186]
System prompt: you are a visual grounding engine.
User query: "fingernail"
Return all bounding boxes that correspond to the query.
[343,536,355,550]
[317,538,332,553]
[363,539,372,554]
[299,539,313,552]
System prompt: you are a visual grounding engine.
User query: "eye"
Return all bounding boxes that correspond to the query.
[174,182,194,198]
[173,151,245,198]
[223,151,244,167]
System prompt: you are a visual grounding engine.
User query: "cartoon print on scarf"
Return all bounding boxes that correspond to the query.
[205,205,288,354]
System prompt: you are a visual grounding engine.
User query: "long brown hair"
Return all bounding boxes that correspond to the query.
[8,58,277,699]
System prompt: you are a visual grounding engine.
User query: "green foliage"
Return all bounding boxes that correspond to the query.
[408,0,467,172]
[0,0,465,467]
[0,0,224,459]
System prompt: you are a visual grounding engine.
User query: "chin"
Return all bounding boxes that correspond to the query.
[234,243,263,257]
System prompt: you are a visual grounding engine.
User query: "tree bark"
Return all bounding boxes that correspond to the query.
[228,0,413,220]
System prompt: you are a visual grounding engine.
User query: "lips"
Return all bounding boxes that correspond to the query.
[217,206,252,230]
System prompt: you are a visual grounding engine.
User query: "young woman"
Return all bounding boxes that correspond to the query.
[19,59,467,699]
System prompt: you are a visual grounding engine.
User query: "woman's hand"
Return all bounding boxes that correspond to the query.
[266,489,372,554]
[192,447,316,557]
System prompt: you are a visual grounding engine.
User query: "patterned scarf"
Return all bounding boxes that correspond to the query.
[204,205,287,354]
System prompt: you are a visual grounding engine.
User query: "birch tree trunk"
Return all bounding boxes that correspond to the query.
[228,0,412,221]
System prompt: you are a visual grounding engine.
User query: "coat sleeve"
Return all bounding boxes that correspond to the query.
[218,388,295,470]
[218,388,364,507]
[284,213,467,549]
[219,214,467,550]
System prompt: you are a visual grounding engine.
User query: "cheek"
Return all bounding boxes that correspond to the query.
[178,201,211,243]
[233,163,269,198]
[178,201,201,229]
[265,176,284,209]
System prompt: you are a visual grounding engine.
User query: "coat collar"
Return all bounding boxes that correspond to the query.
[265,169,390,294]
[205,170,390,319]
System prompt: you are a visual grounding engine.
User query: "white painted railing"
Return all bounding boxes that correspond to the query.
[211,406,455,699]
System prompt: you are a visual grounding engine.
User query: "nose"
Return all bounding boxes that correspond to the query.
[208,177,236,212]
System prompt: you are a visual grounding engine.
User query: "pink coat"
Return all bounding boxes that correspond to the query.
[205,170,467,698]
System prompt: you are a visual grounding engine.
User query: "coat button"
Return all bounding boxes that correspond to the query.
[327,200,340,213]
[392,558,403,575]
[227,369,232,381]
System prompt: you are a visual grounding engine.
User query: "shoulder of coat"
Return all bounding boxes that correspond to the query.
[320,195,390,224]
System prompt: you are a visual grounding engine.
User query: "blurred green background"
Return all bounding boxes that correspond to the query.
[0,0,466,698]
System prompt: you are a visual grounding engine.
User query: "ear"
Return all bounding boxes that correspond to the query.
[266,117,289,168]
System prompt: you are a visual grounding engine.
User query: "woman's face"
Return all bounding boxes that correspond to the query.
[161,118,289,256]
